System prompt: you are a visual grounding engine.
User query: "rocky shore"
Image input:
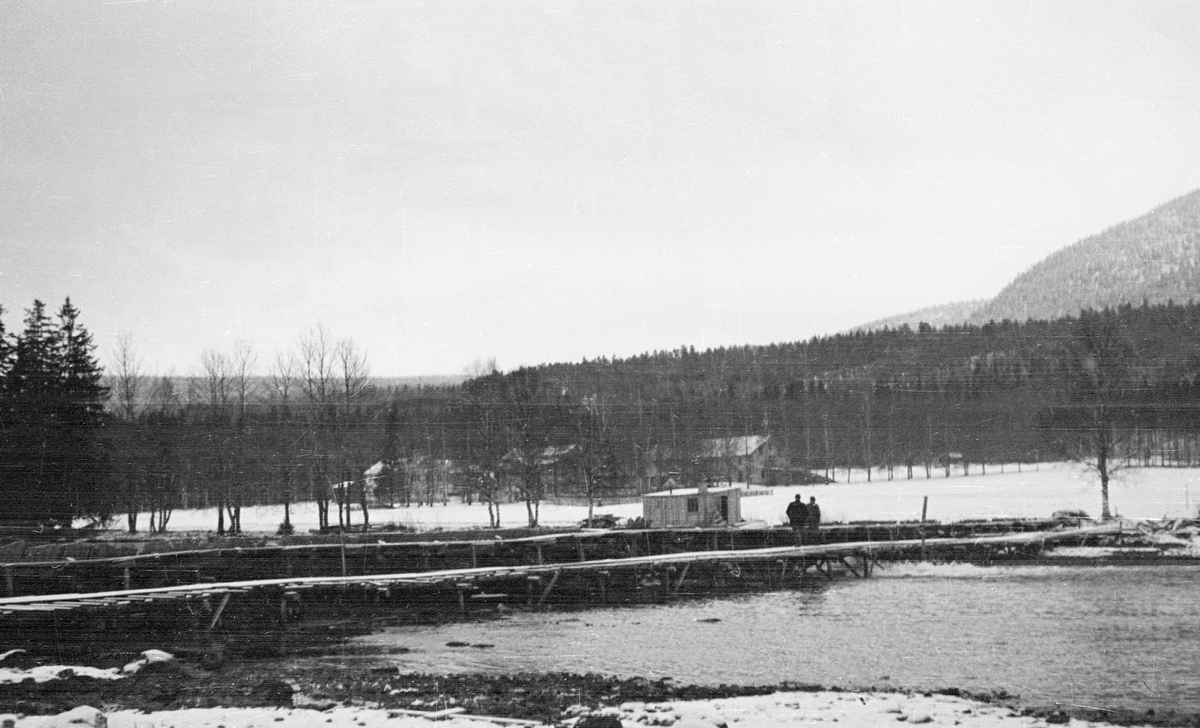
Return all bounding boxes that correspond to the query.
[0,656,1191,728]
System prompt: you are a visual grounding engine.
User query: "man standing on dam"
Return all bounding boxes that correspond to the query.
[806,497,822,544]
[786,495,808,543]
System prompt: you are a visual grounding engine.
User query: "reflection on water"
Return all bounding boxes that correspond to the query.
[350,563,1200,711]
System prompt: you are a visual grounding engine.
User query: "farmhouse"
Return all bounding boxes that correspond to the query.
[500,444,581,498]
[642,481,742,528]
[698,435,779,484]
[646,434,784,489]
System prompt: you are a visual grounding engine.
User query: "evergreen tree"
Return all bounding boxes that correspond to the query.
[55,298,110,522]
[0,305,11,378]
[0,299,109,526]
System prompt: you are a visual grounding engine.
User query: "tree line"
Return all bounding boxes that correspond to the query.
[2,298,1198,531]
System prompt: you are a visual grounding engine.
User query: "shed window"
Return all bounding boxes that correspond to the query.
[686,497,699,513]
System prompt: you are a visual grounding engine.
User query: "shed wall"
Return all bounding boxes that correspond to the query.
[643,489,741,528]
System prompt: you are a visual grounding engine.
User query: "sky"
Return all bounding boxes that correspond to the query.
[3,1,1200,377]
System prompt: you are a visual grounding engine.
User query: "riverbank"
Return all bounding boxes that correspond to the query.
[0,666,1178,728]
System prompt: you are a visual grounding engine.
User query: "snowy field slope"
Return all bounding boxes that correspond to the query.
[119,463,1200,535]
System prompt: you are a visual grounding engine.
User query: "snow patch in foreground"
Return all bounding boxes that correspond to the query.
[0,665,122,683]
[14,690,1082,728]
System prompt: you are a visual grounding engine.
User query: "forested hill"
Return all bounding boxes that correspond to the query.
[856,188,1200,332]
[525,301,1200,473]
[852,299,986,334]
[970,188,1200,324]
[542,301,1200,402]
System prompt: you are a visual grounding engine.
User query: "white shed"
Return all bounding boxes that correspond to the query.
[642,483,742,528]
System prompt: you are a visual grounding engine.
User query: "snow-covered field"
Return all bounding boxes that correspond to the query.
[133,462,1200,535]
[6,689,1142,728]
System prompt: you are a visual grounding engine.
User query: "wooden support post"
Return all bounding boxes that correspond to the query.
[207,592,231,632]
[471,543,478,569]
[672,562,691,594]
[458,589,466,613]
[4,567,12,597]
[538,570,561,606]
[577,538,586,562]
[839,556,862,578]
[536,545,544,565]
[123,567,132,591]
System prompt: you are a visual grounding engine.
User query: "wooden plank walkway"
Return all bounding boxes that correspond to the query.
[0,523,1122,616]
[0,529,624,570]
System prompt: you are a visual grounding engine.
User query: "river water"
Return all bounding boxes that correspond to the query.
[350,562,1200,712]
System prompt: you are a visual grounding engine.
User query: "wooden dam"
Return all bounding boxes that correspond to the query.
[0,519,1125,657]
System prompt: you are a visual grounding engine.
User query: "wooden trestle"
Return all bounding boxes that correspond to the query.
[0,523,1122,626]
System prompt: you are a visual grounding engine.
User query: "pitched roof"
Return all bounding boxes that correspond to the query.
[503,444,579,467]
[698,435,771,458]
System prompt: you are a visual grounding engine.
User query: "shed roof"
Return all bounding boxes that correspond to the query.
[644,486,740,498]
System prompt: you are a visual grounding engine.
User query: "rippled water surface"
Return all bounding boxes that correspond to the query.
[352,563,1200,711]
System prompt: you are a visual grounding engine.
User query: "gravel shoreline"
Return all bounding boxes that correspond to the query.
[0,660,1192,728]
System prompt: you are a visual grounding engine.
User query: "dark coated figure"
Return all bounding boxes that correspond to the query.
[786,494,807,543]
[806,496,822,543]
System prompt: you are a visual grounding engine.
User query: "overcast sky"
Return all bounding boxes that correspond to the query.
[3,1,1199,376]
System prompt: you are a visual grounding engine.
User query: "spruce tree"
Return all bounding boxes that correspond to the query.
[4,301,65,523]
[0,305,11,378]
[55,298,111,523]
[0,299,109,527]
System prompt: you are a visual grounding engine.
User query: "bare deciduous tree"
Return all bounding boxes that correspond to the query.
[231,340,258,421]
[270,350,297,412]
[199,348,231,411]
[578,392,620,527]
[149,372,179,415]
[298,323,336,417]
[464,357,499,380]
[198,348,237,533]
[336,338,370,408]
[111,333,143,420]
[297,324,337,529]
[1064,309,1135,521]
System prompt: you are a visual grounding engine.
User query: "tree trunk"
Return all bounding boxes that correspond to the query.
[358,483,370,532]
[1098,444,1112,521]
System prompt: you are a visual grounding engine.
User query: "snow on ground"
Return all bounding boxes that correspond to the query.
[10,690,1149,728]
[742,462,1200,525]
[130,463,1200,535]
[0,665,121,684]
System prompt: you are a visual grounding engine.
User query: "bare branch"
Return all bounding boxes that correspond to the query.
[199,348,231,409]
[297,323,335,412]
[230,340,258,419]
[111,332,143,420]
[270,349,297,405]
[335,337,370,407]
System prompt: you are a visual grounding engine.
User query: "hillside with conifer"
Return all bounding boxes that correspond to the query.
[971,188,1200,323]
[859,188,1200,332]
